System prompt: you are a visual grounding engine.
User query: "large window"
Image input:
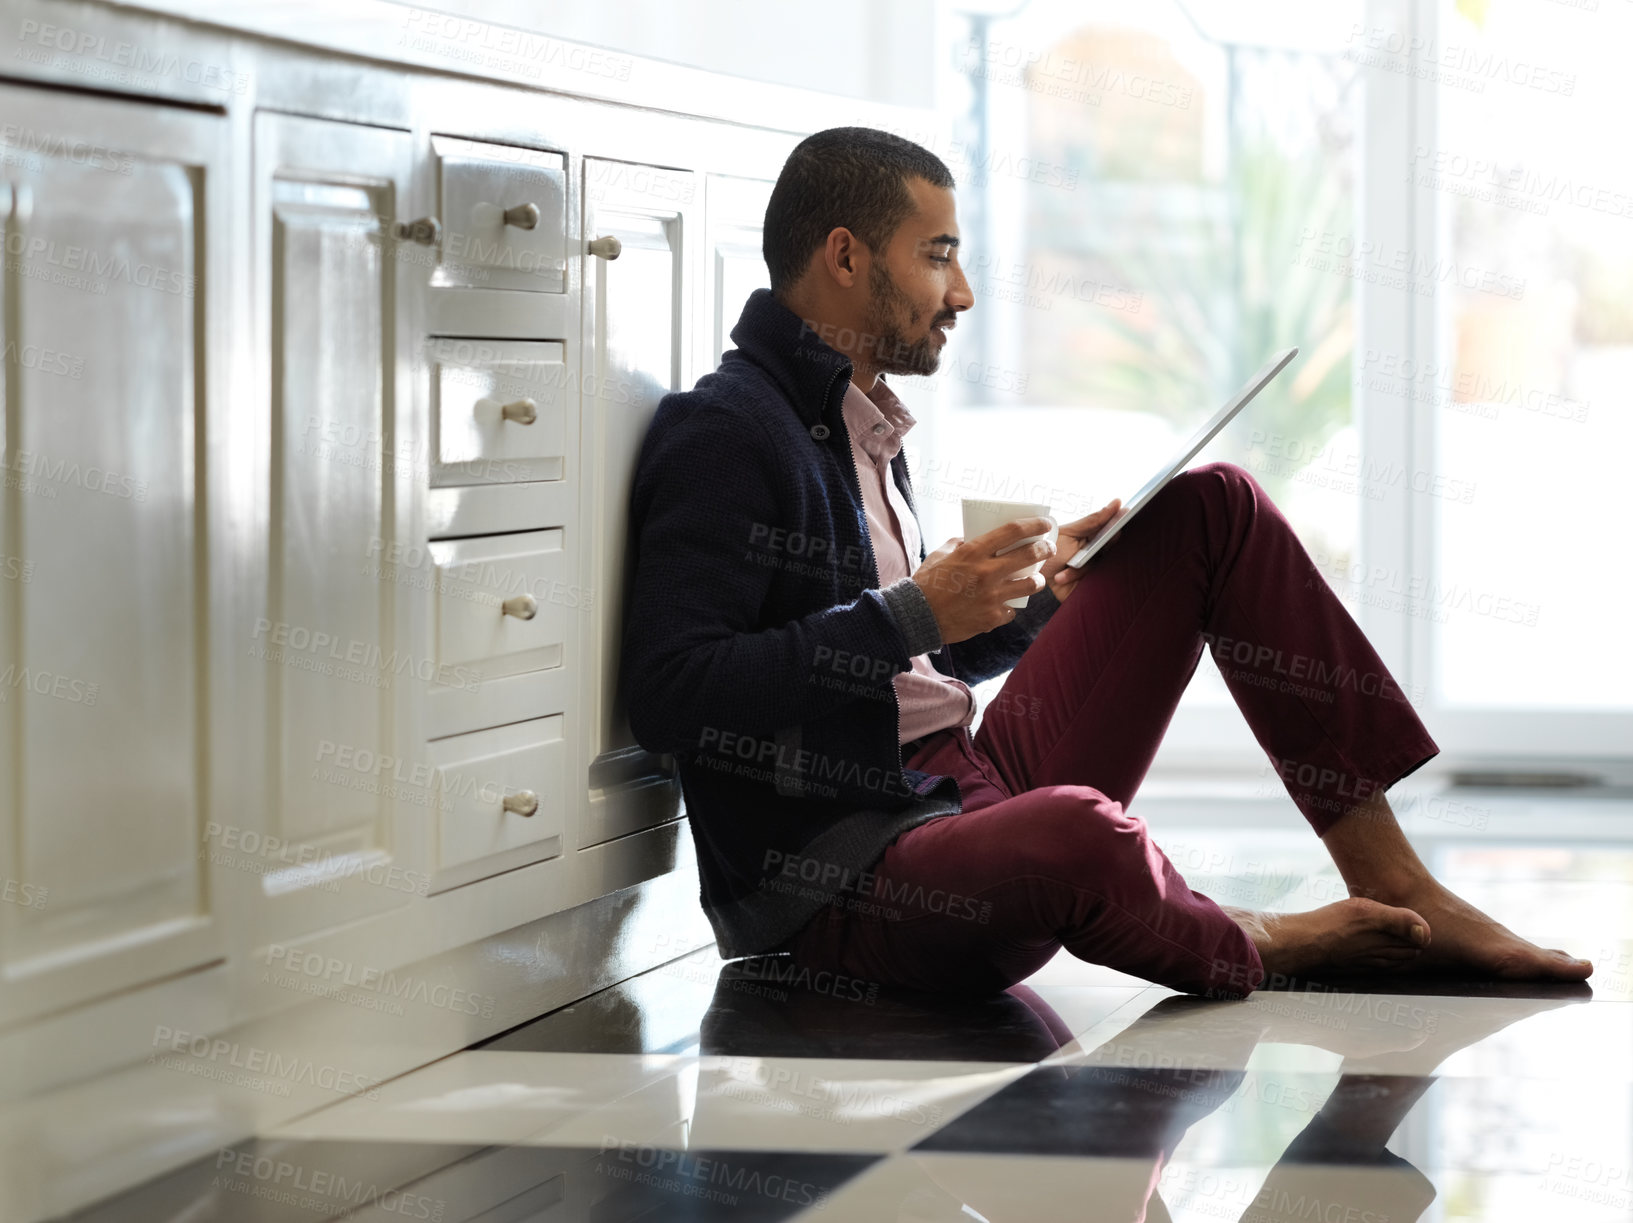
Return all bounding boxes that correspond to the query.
[892,0,1629,769]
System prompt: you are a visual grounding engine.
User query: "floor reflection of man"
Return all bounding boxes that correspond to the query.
[699,963,1587,1222]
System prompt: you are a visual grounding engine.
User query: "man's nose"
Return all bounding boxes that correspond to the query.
[947,259,975,312]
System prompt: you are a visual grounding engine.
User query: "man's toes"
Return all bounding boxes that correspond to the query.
[1372,903,1430,947]
[1544,950,1594,979]
[1490,944,1592,980]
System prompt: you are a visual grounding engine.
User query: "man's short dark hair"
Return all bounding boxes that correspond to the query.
[763,127,956,294]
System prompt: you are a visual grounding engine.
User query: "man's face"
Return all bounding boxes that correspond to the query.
[861,177,973,377]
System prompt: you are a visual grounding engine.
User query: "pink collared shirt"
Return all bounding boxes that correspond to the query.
[840,377,976,744]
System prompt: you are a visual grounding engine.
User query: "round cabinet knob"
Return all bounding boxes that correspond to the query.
[394,216,441,245]
[501,594,538,621]
[587,234,622,260]
[499,398,538,424]
[502,789,539,818]
[502,202,540,230]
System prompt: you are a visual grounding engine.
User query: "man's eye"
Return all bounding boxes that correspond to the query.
[928,249,952,263]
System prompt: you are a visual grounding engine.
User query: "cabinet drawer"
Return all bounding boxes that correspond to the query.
[434,134,566,292]
[430,529,579,686]
[428,337,573,486]
[429,715,566,887]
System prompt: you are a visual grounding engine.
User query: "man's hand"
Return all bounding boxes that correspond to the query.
[911,517,1056,645]
[1042,499,1122,603]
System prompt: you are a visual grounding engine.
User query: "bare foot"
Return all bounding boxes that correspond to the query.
[1365,877,1593,981]
[1223,897,1430,979]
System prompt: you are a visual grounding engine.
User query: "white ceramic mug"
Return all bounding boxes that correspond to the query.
[961,498,1058,609]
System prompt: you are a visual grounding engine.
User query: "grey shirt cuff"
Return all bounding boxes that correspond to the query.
[879,575,944,659]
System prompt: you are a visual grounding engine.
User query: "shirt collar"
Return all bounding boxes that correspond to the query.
[840,376,916,462]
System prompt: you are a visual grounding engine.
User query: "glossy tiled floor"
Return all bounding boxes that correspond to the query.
[63,802,1633,1221]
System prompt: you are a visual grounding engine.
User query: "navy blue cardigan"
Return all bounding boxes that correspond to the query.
[621,288,1061,957]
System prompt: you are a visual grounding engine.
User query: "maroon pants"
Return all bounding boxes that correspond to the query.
[784,462,1439,998]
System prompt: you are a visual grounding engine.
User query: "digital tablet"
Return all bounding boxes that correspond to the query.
[1064,346,1300,570]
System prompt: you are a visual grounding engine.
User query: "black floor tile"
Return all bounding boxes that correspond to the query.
[482,953,1074,1062]
[911,1062,1253,1158]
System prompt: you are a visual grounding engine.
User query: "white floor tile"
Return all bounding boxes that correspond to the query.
[268,1051,690,1146]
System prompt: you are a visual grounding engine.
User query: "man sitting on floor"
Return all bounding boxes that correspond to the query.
[620,126,1593,997]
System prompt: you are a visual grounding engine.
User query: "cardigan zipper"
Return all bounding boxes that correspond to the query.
[824,366,907,779]
[897,445,920,534]
[895,440,962,689]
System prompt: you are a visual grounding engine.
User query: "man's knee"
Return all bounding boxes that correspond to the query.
[1007,786,1153,879]
[1177,460,1261,502]
[1157,462,1271,546]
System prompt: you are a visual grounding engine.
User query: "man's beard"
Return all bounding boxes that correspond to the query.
[864,262,943,377]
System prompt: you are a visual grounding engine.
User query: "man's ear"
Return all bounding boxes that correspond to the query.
[823,227,863,289]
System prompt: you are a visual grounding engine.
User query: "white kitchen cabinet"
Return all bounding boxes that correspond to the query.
[0,85,227,1024]
[578,159,696,847]
[244,111,431,943]
[0,6,912,1214]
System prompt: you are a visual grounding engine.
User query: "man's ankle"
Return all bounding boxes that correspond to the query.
[1343,868,1436,906]
[1321,791,1436,905]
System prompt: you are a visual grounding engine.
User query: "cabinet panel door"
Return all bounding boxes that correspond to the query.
[702,174,773,371]
[579,159,696,845]
[0,87,224,1021]
[250,112,429,939]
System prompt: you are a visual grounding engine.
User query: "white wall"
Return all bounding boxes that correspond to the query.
[392,0,940,106]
